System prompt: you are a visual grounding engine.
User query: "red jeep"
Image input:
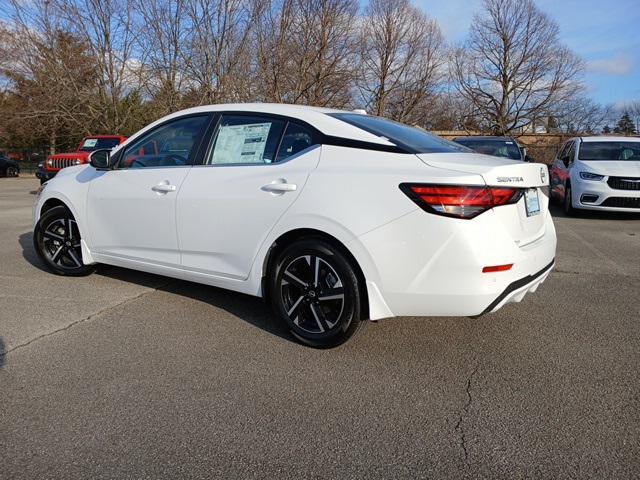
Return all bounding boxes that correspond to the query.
[42,135,126,184]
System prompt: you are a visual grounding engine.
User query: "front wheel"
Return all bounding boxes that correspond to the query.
[268,239,367,348]
[564,184,576,216]
[5,166,18,177]
[34,206,96,276]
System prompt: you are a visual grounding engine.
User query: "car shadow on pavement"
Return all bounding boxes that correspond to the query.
[18,231,292,343]
[18,232,50,273]
[94,268,292,342]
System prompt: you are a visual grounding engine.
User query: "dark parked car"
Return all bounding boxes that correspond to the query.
[453,136,534,162]
[0,154,20,177]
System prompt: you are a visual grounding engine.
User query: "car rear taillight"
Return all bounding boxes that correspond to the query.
[400,184,522,219]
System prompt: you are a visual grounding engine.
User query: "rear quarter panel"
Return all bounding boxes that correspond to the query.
[247,146,485,294]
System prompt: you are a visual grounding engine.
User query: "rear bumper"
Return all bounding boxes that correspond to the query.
[351,206,557,319]
[475,259,554,316]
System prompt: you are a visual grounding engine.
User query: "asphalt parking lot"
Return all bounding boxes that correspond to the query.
[1,176,639,479]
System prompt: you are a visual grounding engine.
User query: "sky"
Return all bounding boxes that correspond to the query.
[419,0,640,108]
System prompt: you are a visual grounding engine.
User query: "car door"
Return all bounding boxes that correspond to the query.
[177,114,321,280]
[86,114,212,268]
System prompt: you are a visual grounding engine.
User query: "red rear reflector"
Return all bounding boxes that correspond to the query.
[399,184,521,219]
[482,264,513,273]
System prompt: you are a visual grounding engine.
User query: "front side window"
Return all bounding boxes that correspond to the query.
[578,142,640,161]
[119,115,209,169]
[329,113,468,154]
[565,142,576,164]
[205,115,286,165]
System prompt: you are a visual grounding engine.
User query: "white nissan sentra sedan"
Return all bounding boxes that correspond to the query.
[33,104,556,347]
[550,136,640,215]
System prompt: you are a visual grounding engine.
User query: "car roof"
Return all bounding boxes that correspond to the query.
[115,103,395,153]
[579,136,640,143]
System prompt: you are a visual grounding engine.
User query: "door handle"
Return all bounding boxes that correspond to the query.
[261,181,297,194]
[151,183,177,193]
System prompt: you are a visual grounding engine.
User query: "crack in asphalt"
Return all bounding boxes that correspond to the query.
[455,359,480,462]
[0,280,173,359]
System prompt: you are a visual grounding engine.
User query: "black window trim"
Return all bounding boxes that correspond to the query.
[195,110,410,168]
[111,113,215,170]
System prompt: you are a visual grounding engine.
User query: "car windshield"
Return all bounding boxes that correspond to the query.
[578,142,640,161]
[455,139,522,160]
[79,138,121,152]
[328,113,468,154]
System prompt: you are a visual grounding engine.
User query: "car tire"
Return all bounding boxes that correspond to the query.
[34,206,96,276]
[563,184,576,216]
[6,166,18,177]
[268,238,367,348]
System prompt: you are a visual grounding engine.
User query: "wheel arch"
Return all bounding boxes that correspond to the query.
[40,197,71,217]
[261,228,370,320]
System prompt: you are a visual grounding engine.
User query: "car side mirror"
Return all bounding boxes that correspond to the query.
[525,155,535,162]
[89,149,111,170]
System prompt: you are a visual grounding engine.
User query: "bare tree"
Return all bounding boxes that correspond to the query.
[357,0,444,123]
[182,0,256,104]
[551,95,612,134]
[287,0,359,107]
[254,0,358,107]
[58,0,144,133]
[135,0,189,116]
[451,0,583,135]
[252,0,295,103]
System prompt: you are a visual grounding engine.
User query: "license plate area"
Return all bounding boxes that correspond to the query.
[524,188,541,217]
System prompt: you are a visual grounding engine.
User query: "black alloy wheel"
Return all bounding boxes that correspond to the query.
[34,206,96,276]
[269,239,366,348]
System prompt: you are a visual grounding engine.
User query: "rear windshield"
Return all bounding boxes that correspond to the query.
[79,138,121,152]
[328,113,468,154]
[578,142,640,161]
[455,139,522,160]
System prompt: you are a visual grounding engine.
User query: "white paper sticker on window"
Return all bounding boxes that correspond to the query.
[211,123,271,164]
[83,138,98,148]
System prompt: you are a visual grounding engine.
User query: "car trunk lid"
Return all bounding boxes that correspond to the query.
[416,153,550,246]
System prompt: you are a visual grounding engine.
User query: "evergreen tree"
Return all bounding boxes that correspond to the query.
[602,125,611,134]
[613,112,637,135]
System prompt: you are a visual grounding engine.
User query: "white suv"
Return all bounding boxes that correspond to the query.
[550,136,640,214]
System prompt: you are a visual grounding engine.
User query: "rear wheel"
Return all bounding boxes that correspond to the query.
[5,166,18,177]
[34,206,96,276]
[269,239,366,348]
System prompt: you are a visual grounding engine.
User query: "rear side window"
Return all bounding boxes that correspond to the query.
[205,115,286,165]
[329,113,468,154]
[276,123,315,162]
